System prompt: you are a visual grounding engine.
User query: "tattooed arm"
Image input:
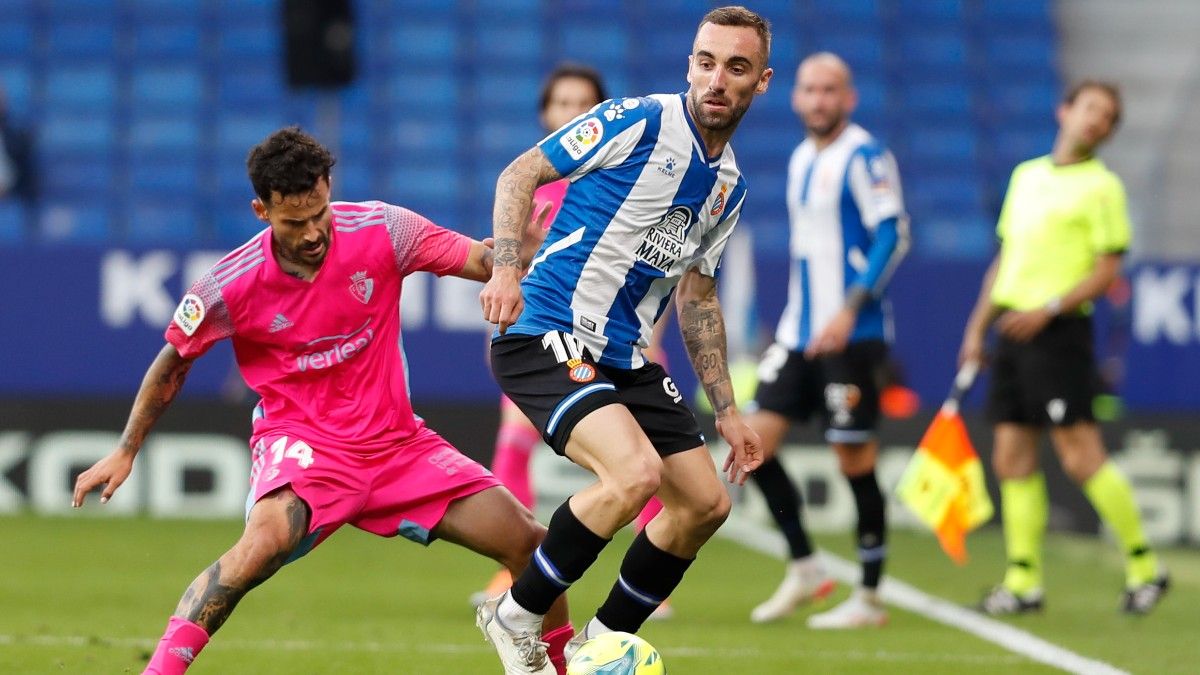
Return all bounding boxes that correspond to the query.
[676,267,762,485]
[479,147,561,333]
[72,343,195,507]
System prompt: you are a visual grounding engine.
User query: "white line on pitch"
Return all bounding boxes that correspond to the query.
[0,632,1025,665]
[720,513,1130,675]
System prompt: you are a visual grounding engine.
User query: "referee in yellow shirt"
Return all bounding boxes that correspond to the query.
[959,80,1168,616]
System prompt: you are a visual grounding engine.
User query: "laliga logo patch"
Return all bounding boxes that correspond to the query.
[559,118,604,160]
[710,183,728,216]
[349,270,374,304]
[173,293,205,336]
[566,357,596,383]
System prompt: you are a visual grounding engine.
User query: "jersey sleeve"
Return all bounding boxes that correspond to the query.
[995,163,1027,242]
[537,97,655,180]
[1089,173,1132,254]
[847,142,905,229]
[164,273,235,359]
[690,180,748,277]
[383,203,472,277]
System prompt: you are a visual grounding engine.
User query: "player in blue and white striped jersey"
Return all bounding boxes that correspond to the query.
[477,7,773,672]
[746,53,910,630]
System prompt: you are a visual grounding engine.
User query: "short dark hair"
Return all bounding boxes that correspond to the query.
[1064,79,1122,127]
[698,5,772,64]
[538,63,608,113]
[246,126,336,203]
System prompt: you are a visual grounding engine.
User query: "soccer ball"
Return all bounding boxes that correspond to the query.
[566,631,665,674]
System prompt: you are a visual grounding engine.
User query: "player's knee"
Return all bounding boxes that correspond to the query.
[675,485,731,536]
[611,453,662,513]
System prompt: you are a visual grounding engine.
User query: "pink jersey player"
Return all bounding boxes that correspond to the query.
[72,128,572,675]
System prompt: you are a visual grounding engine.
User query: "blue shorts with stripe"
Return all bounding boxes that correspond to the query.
[491,331,704,456]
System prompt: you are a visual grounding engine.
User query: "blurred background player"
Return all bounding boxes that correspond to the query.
[0,84,35,206]
[960,81,1169,616]
[476,6,772,669]
[745,52,909,629]
[473,63,674,621]
[69,128,571,675]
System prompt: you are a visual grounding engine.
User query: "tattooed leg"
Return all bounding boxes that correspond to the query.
[173,489,310,634]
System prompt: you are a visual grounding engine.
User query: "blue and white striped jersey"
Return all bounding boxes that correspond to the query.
[775,123,909,351]
[508,93,748,369]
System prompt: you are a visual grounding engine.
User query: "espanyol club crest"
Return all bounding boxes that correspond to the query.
[566,357,596,383]
[349,270,374,304]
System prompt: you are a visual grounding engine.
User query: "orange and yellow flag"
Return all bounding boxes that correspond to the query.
[896,363,993,564]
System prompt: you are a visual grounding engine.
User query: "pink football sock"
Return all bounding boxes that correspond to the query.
[144,617,209,675]
[635,495,664,532]
[492,422,541,509]
[542,622,575,675]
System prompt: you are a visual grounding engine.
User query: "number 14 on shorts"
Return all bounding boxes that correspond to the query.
[251,436,316,485]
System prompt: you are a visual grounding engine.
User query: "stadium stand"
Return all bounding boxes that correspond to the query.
[1,0,1058,256]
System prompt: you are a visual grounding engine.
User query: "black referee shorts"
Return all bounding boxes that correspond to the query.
[490,331,704,457]
[988,315,1102,427]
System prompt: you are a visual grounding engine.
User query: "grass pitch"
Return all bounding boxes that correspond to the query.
[1,514,1195,673]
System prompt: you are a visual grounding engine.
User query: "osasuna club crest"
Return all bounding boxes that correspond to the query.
[349,270,374,304]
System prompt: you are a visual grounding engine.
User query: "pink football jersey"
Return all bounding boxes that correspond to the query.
[533,179,569,230]
[166,201,471,453]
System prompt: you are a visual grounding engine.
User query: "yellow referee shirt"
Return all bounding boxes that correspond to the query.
[990,155,1131,312]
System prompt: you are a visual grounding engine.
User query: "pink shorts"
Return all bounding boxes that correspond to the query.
[246,425,500,562]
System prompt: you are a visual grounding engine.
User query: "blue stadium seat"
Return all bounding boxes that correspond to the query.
[0,1,31,21]
[37,203,113,244]
[0,201,27,243]
[984,33,1057,72]
[898,80,972,119]
[0,62,31,118]
[126,202,202,244]
[131,67,205,109]
[390,119,459,155]
[217,25,277,59]
[42,0,115,18]
[217,114,286,153]
[897,0,964,21]
[333,160,372,202]
[215,206,264,247]
[47,22,117,57]
[903,126,977,164]
[475,72,542,110]
[918,215,995,260]
[388,163,460,204]
[897,30,967,70]
[45,67,117,110]
[386,23,458,62]
[215,65,286,106]
[475,24,541,64]
[0,21,32,56]
[811,31,885,68]
[129,116,201,153]
[131,22,202,58]
[560,25,628,66]
[126,0,202,17]
[129,159,200,195]
[986,81,1059,121]
[40,115,116,153]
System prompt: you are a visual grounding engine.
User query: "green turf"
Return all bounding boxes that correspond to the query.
[1,514,1195,673]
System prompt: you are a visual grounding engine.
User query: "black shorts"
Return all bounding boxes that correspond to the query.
[490,331,704,456]
[752,340,887,443]
[988,315,1100,427]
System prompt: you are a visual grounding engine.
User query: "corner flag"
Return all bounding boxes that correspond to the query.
[896,362,993,564]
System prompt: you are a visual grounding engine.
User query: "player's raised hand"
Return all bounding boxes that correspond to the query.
[71,449,136,507]
[717,409,763,485]
[480,266,524,334]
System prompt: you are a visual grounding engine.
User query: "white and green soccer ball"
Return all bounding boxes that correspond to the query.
[566,631,665,675]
